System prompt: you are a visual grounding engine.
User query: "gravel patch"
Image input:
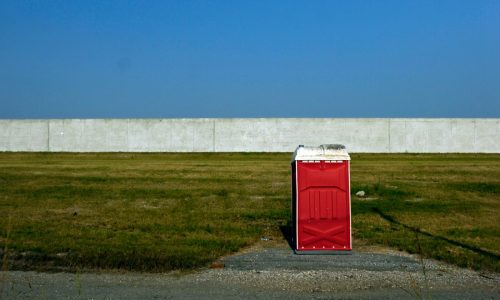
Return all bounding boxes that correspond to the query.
[1,245,498,299]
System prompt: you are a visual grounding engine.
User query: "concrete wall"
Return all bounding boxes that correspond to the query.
[0,118,499,153]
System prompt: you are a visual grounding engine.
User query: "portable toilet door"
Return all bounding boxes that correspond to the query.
[291,144,351,254]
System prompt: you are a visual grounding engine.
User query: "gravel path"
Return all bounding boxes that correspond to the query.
[1,244,498,299]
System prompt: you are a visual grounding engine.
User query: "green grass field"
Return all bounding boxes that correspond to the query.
[0,153,499,272]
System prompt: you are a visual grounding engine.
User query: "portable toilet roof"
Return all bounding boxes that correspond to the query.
[292,144,351,161]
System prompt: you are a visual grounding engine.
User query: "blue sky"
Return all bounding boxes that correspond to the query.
[0,0,499,118]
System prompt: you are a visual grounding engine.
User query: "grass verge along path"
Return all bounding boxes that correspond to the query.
[0,153,498,272]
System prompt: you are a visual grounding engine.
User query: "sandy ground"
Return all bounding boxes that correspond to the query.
[1,241,498,299]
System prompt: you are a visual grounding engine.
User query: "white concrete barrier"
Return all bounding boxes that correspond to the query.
[0,118,498,153]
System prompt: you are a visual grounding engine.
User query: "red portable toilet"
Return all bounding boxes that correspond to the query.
[291,144,351,254]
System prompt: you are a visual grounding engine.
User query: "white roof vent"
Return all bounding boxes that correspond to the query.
[292,144,350,161]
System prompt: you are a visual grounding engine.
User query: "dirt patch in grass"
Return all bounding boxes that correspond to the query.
[0,153,499,272]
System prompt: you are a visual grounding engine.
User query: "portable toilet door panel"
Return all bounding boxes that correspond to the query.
[292,145,351,254]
